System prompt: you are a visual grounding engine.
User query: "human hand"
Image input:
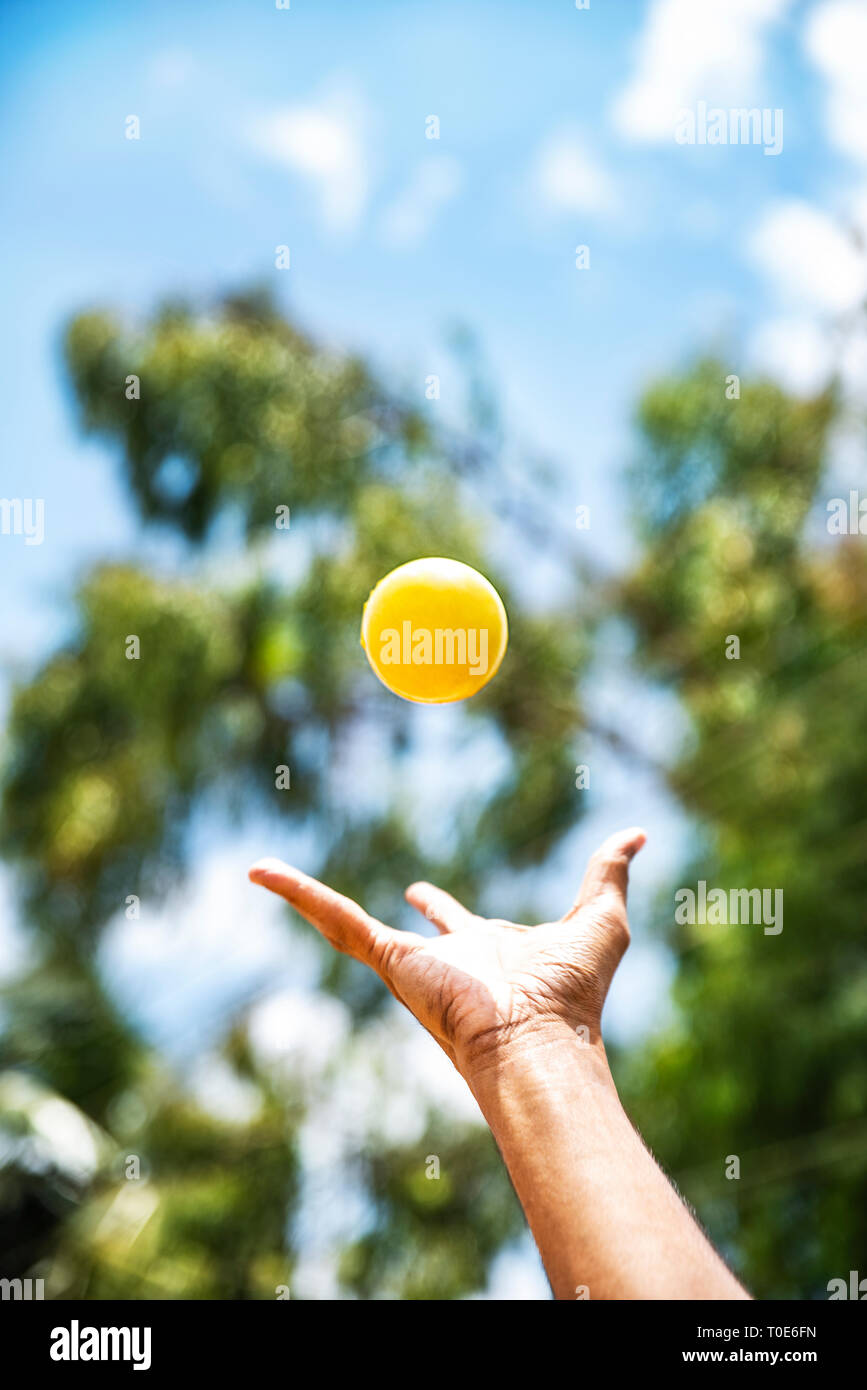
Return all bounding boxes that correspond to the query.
[248,826,645,1079]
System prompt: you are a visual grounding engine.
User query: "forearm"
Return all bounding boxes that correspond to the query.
[465,1021,750,1301]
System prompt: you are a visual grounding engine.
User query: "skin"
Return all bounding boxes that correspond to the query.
[249,827,750,1300]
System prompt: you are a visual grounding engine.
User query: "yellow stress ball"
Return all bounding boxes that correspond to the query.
[360,557,509,703]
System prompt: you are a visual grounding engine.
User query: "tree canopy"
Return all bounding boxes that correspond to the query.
[1,290,863,1298]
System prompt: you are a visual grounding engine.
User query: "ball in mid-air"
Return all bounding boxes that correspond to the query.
[360,557,509,703]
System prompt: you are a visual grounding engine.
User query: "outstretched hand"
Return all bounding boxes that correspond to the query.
[248,827,645,1078]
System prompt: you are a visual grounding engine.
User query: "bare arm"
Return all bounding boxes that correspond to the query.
[466,1024,746,1299]
[249,828,749,1300]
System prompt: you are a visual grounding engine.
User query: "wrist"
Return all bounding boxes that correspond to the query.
[459,1015,614,1098]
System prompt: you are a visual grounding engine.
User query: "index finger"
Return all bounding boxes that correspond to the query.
[248,857,406,971]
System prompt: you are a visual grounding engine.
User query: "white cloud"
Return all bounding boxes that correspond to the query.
[804,1,867,164]
[379,157,462,248]
[100,836,320,1056]
[612,0,793,142]
[532,128,616,215]
[743,0,867,403]
[747,190,867,398]
[188,1055,263,1124]
[747,200,867,313]
[749,316,836,396]
[248,987,350,1082]
[248,87,370,233]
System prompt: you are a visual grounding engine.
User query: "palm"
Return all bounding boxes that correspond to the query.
[388,915,612,1066]
[249,827,645,1072]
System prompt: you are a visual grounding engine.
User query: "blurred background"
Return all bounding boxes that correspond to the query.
[1,0,866,1299]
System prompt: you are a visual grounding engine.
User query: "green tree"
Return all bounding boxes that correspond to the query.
[5,291,862,1302]
[1,290,585,1298]
[618,358,867,1297]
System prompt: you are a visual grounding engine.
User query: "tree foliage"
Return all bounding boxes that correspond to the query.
[2,293,863,1300]
[618,360,866,1297]
[1,291,586,1298]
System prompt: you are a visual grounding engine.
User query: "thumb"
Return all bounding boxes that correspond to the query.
[566,826,647,919]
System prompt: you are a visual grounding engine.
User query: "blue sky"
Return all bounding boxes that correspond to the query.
[2,0,867,1296]
[4,0,865,661]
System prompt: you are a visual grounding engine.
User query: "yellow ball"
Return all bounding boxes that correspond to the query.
[360,557,508,704]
